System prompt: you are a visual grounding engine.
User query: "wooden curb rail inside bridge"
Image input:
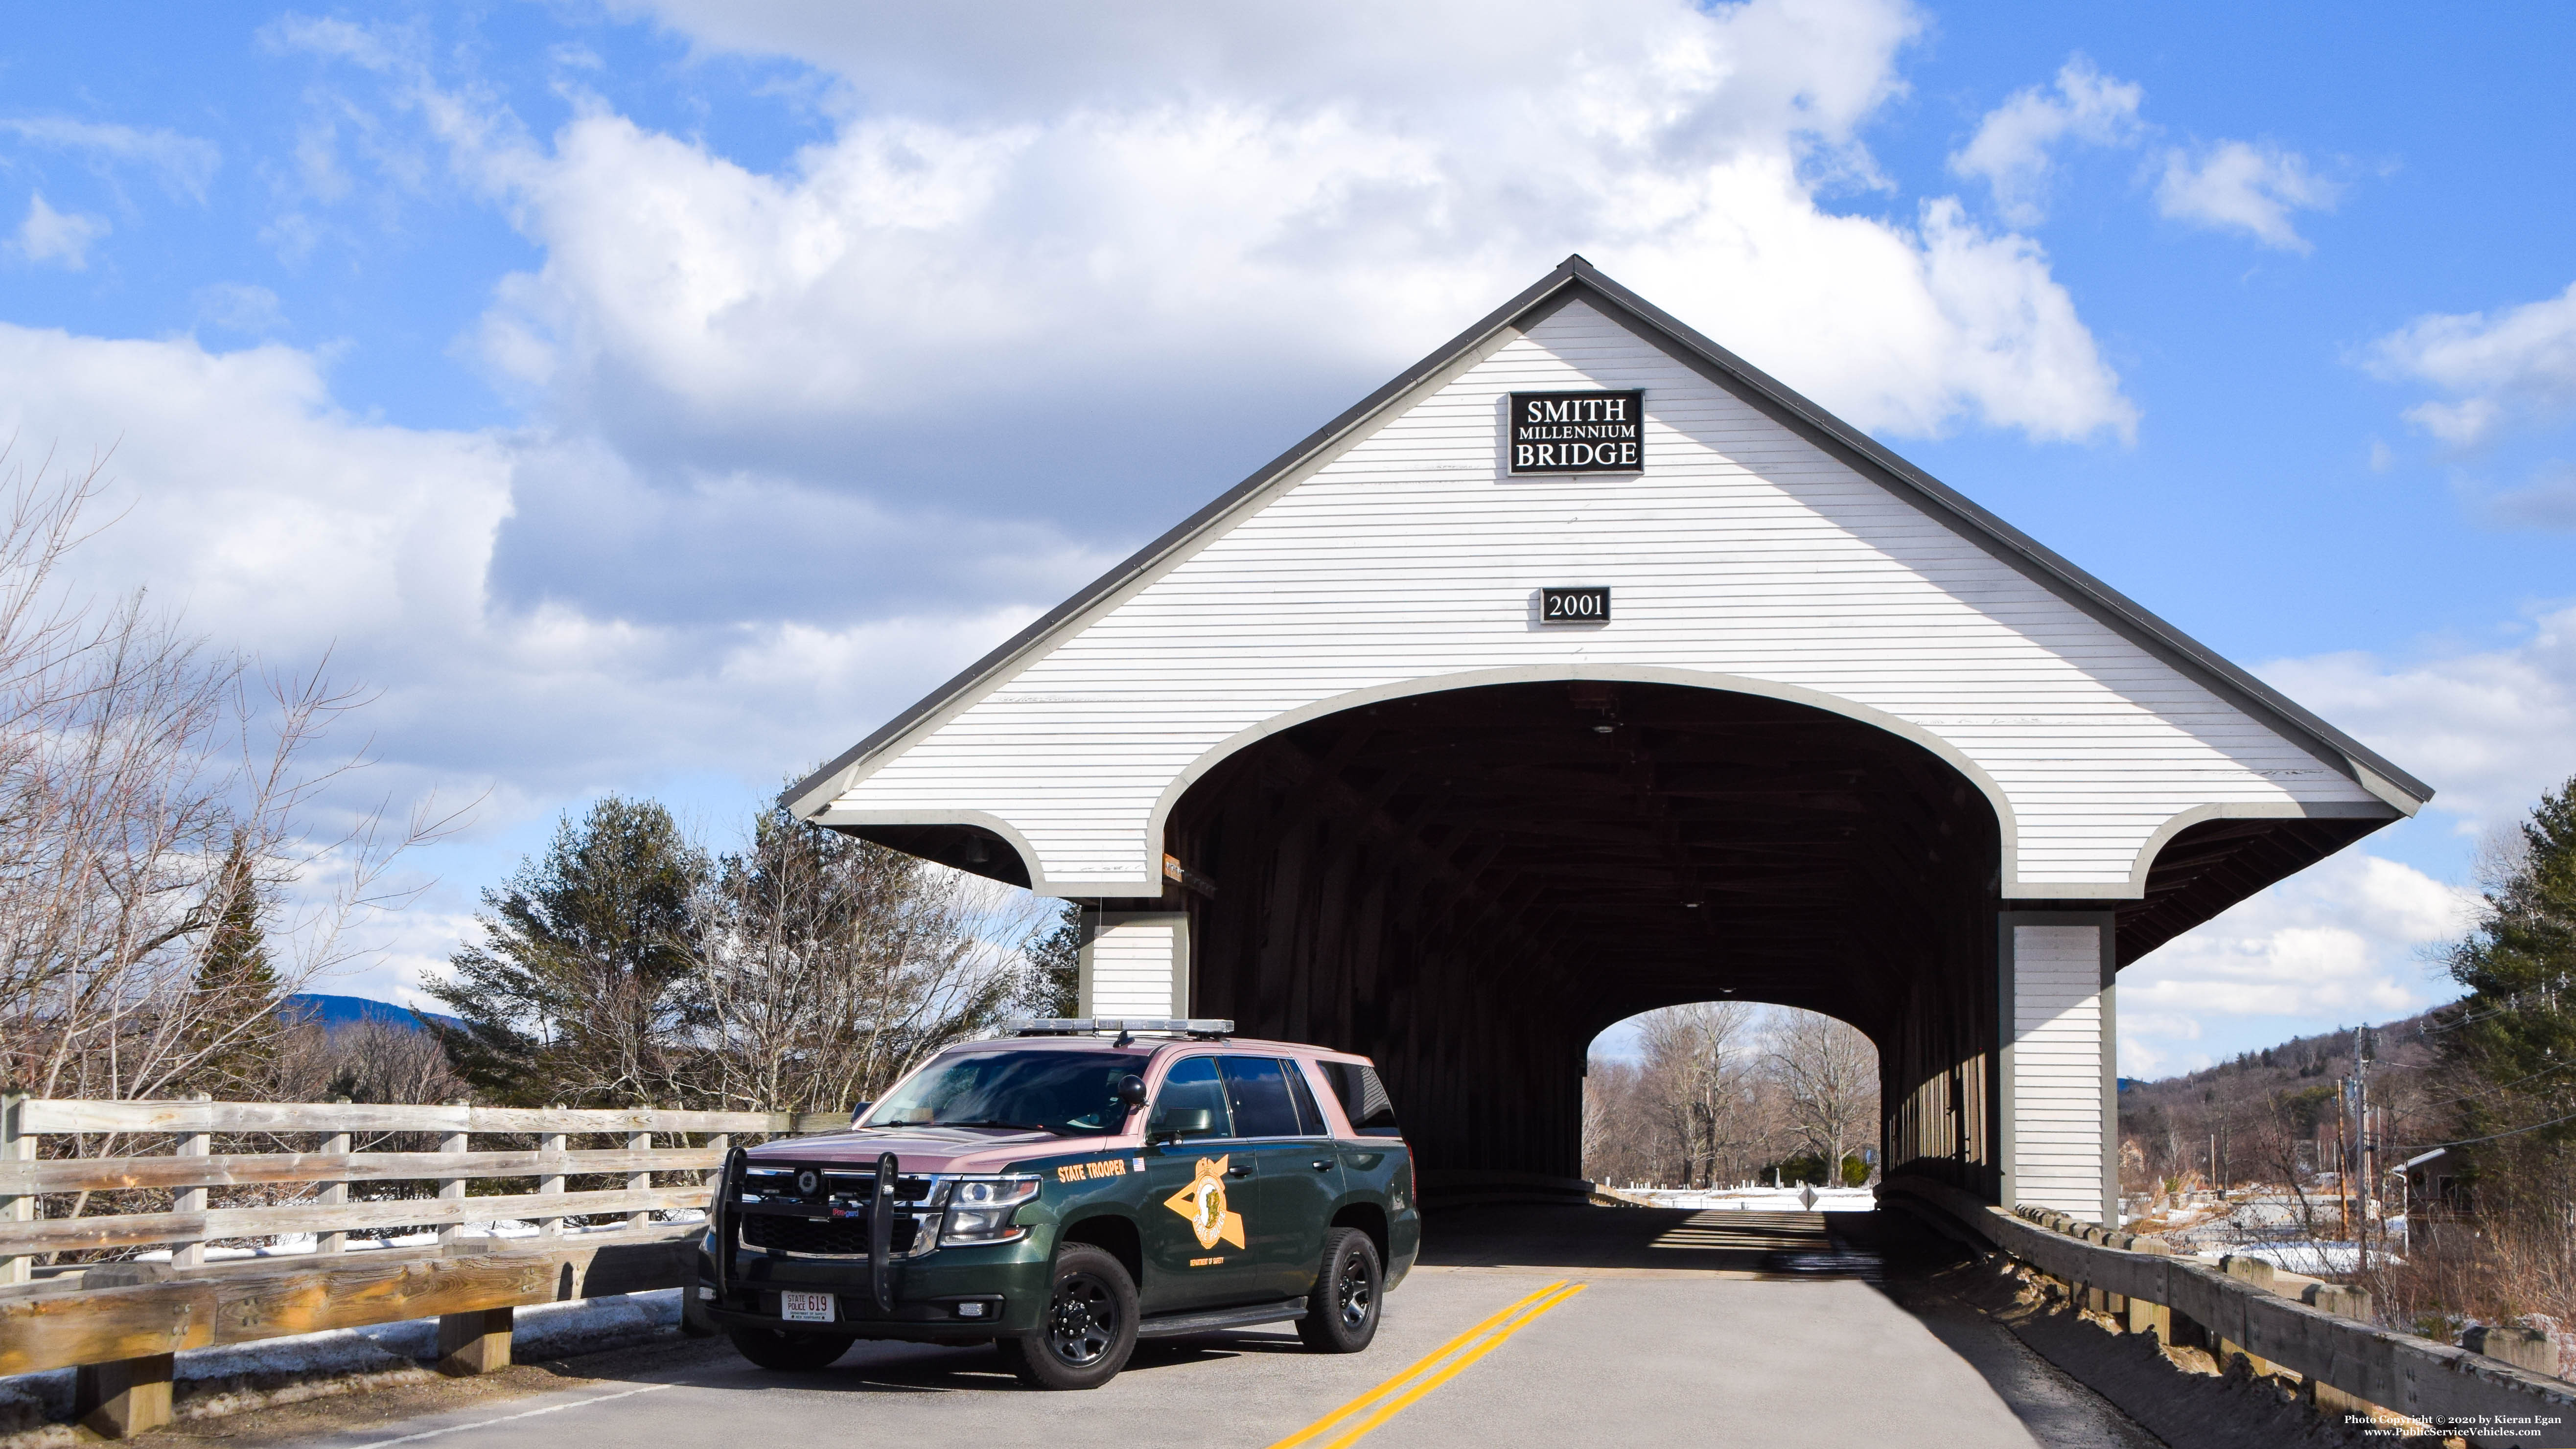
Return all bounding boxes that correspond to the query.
[1879,1176,2575,1449]
[0,1093,844,1438]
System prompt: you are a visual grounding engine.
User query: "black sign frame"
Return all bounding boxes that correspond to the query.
[1538,587,1611,625]
[1508,389,1644,475]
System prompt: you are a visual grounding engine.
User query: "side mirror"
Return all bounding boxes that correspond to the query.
[848,1101,874,1128]
[1115,1075,1147,1108]
[1149,1106,1212,1142]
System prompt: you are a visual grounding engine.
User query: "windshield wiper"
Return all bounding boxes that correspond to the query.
[940,1119,1077,1135]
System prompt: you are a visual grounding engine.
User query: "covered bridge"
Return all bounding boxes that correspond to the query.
[782,256,2428,1222]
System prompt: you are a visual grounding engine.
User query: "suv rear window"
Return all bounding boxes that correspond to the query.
[1320,1061,1401,1137]
[1220,1057,1312,1138]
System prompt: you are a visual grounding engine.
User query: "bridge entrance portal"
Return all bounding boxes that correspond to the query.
[784,256,2428,1224]
[1166,679,1996,1205]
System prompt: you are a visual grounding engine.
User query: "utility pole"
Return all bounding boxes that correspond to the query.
[2335,1105,2351,1242]
[2355,1025,2372,1277]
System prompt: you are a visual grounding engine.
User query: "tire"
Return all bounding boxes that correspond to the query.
[998,1242,1138,1390]
[1298,1227,1383,1353]
[726,1325,852,1371]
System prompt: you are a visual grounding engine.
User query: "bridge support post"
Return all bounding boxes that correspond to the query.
[437,1307,514,1376]
[1079,911,1190,1017]
[74,1353,174,1438]
[1997,914,2118,1227]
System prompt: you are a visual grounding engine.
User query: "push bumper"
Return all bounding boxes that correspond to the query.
[691,1236,1055,1339]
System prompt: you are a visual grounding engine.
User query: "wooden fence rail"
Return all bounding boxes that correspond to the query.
[0,1092,846,1439]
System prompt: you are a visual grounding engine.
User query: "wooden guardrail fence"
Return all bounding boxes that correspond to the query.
[1879,1176,2575,1449]
[0,1094,846,1437]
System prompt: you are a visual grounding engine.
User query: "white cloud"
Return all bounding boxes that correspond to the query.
[0,116,222,202]
[2370,281,2576,449]
[2154,140,2339,253]
[280,0,2135,451]
[192,282,286,335]
[2485,463,2576,530]
[14,193,108,269]
[1947,56,2142,226]
[2256,604,2576,835]
[2123,852,2478,1074]
[0,323,1097,812]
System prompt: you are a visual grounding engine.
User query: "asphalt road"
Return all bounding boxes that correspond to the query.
[262,1206,2160,1449]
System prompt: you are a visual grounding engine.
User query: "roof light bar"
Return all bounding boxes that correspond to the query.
[1010,1017,1234,1037]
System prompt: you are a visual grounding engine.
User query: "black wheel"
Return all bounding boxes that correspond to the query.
[998,1242,1138,1389]
[726,1325,851,1371]
[1299,1227,1382,1353]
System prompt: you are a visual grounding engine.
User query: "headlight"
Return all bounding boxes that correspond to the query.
[941,1175,1041,1244]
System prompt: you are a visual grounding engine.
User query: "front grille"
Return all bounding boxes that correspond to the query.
[743,1211,919,1257]
[740,1167,933,1203]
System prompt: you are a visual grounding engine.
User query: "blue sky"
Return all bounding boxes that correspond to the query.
[3,1,2569,1076]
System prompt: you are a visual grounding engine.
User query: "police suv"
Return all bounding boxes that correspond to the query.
[687,1019,1418,1389]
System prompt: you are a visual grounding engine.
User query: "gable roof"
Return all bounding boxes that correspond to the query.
[784,255,2432,820]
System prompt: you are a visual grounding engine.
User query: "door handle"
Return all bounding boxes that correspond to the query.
[1310,1160,1333,1172]
[1227,1165,1253,1179]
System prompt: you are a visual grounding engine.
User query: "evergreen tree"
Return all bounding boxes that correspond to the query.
[1023,901,1082,1017]
[2444,777,2576,1150]
[185,836,281,1088]
[427,797,710,1106]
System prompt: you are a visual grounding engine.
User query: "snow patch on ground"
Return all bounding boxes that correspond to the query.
[120,1213,709,1266]
[1603,1186,1880,1211]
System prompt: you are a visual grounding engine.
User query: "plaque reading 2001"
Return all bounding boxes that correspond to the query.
[1509,390,1644,473]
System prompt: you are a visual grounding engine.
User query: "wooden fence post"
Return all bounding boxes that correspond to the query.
[539,1108,566,1239]
[1,1092,29,1286]
[627,1130,652,1232]
[171,1094,211,1269]
[319,1097,351,1255]
[435,1099,468,1249]
[434,1099,507,1374]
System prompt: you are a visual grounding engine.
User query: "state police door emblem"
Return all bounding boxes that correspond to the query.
[1163,1155,1247,1251]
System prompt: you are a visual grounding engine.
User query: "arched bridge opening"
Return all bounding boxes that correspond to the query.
[1160,679,2003,1204]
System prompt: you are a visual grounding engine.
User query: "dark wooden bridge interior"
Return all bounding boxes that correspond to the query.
[849,678,2386,1204]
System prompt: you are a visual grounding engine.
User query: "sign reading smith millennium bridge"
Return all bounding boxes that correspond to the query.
[1508,388,1643,473]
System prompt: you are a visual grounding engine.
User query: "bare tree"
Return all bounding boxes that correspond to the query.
[1770,1011,1880,1186]
[0,451,447,1104]
[1636,1000,1766,1187]
[265,1016,469,1105]
[1581,1056,1656,1186]
[686,808,1045,1115]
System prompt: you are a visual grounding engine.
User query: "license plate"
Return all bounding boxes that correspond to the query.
[780,1291,835,1324]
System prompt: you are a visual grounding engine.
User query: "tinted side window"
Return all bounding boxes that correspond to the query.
[1322,1061,1402,1136]
[1284,1061,1326,1136]
[1150,1057,1231,1140]
[1219,1056,1304,1139]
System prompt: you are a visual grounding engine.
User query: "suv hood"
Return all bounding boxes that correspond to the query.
[746,1126,1118,1175]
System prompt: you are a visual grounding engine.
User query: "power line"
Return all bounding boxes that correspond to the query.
[2389,1107,2576,1153]
[2396,1059,2575,1113]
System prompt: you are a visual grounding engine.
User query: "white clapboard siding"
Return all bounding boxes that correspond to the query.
[820,299,2387,895]
[1085,915,1186,1018]
[2013,925,2109,1219]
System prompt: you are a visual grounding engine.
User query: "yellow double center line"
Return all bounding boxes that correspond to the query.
[1266,1279,1588,1449]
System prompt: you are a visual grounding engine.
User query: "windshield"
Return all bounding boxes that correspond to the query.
[863,1050,1144,1136]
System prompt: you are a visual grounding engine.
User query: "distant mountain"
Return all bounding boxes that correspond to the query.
[2116,1012,2441,1181]
[283,993,462,1034]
